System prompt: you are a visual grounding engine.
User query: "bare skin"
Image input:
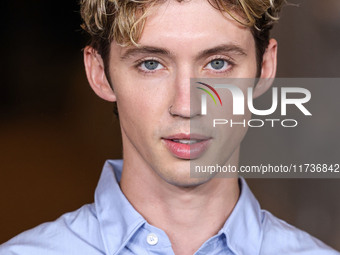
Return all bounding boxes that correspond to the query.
[84,1,277,254]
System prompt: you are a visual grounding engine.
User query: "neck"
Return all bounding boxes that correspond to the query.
[120,149,240,255]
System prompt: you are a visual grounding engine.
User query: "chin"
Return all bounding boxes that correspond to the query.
[160,170,213,188]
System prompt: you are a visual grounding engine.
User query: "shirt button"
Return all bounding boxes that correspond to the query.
[146,233,158,246]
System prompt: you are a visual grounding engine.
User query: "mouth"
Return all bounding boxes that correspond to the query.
[162,133,212,160]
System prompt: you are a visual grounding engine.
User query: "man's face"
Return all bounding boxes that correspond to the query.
[106,0,259,186]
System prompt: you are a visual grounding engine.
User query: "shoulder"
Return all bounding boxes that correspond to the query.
[260,210,340,255]
[0,204,105,255]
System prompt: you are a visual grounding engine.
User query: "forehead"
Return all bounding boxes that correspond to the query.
[136,0,254,54]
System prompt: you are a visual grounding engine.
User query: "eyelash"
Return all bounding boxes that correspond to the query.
[135,58,165,74]
[134,56,235,75]
[204,56,235,74]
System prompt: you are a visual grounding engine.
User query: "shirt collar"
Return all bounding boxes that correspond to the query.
[95,160,263,255]
[94,160,146,255]
[220,178,263,255]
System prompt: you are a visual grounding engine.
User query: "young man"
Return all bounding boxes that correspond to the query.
[1,0,339,254]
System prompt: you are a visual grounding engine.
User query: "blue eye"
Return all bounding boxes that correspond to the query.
[141,60,163,71]
[206,59,228,70]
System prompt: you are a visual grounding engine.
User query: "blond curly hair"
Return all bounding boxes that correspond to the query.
[80,0,285,70]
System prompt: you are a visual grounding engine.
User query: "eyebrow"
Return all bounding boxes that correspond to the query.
[120,43,247,60]
[195,43,247,61]
[120,46,173,60]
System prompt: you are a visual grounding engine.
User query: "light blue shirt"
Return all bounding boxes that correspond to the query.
[1,160,338,255]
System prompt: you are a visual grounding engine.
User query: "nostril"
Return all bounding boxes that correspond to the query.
[168,104,200,119]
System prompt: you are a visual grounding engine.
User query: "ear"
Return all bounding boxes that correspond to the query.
[253,39,278,99]
[83,46,116,102]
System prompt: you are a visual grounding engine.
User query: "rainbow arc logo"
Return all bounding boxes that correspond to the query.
[196,82,222,106]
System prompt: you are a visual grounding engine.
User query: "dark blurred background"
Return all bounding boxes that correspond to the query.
[1,0,339,250]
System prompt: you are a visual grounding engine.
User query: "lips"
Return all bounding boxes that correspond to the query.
[162,133,211,160]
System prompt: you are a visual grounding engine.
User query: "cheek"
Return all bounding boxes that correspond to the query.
[112,74,170,131]
[116,89,152,128]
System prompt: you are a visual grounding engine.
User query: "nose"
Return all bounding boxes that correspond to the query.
[169,67,201,118]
